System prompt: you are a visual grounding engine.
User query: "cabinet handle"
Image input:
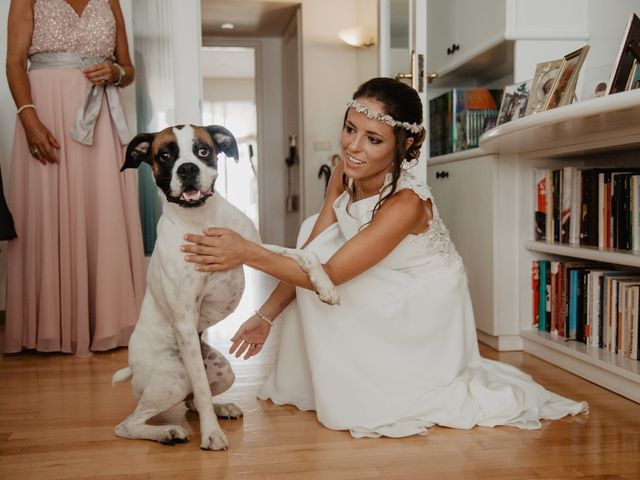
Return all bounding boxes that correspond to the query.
[435,171,449,179]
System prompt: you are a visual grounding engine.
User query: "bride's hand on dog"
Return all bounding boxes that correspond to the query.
[182,227,254,272]
[229,315,271,359]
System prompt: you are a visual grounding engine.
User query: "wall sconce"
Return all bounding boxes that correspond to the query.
[338,26,376,48]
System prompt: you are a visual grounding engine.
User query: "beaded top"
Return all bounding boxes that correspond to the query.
[29,0,116,58]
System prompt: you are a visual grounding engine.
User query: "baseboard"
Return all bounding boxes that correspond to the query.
[476,330,523,351]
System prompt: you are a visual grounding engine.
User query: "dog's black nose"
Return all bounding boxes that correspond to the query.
[177,162,199,180]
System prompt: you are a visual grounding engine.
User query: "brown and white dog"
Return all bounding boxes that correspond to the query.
[112,124,338,451]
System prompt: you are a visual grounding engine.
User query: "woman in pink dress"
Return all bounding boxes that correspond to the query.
[4,0,146,355]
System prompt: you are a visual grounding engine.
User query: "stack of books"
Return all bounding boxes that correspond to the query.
[429,88,501,157]
[534,167,640,251]
[532,260,640,360]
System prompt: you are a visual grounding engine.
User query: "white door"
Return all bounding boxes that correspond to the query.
[379,0,428,181]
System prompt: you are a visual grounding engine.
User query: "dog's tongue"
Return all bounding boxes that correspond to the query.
[181,189,202,202]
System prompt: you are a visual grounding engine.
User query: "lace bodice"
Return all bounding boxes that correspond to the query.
[333,169,465,275]
[29,0,116,58]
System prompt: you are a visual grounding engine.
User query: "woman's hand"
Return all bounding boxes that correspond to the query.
[182,227,255,272]
[20,110,60,165]
[229,314,272,359]
[82,61,115,85]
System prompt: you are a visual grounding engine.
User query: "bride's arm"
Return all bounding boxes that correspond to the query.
[183,188,428,290]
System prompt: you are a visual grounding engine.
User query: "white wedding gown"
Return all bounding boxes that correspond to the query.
[259,170,588,438]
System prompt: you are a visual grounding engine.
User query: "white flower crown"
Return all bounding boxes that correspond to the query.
[347,99,423,134]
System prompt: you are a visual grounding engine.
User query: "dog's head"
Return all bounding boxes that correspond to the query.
[121,124,239,208]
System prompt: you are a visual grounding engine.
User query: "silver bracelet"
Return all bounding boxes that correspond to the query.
[113,62,125,87]
[255,309,273,326]
[16,104,36,115]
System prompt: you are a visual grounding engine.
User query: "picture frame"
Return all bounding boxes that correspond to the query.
[606,13,640,95]
[525,59,563,115]
[544,45,590,110]
[625,59,640,91]
[496,80,532,126]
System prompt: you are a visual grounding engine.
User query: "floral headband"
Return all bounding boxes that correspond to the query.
[347,99,423,134]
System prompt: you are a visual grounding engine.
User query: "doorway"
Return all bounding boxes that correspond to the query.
[201,47,259,230]
[200,2,302,247]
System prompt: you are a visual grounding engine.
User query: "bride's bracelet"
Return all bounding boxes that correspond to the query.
[255,309,273,326]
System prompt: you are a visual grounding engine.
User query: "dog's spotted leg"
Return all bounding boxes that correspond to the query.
[185,340,243,420]
[175,322,228,450]
[263,245,340,305]
[115,382,191,445]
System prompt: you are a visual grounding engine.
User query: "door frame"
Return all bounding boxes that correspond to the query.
[378,0,428,181]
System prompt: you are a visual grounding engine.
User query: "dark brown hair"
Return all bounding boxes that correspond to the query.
[342,77,426,224]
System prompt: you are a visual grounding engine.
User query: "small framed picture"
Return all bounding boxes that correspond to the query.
[544,46,590,110]
[525,59,563,115]
[496,80,532,126]
[607,13,640,94]
[625,59,640,90]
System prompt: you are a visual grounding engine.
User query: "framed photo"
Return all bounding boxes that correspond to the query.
[544,46,590,110]
[625,59,640,90]
[525,59,563,115]
[607,13,640,95]
[496,80,532,126]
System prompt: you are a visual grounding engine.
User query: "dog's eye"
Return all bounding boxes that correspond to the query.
[160,152,171,162]
[197,147,209,158]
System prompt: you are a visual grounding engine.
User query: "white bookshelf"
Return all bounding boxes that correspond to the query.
[479,89,640,403]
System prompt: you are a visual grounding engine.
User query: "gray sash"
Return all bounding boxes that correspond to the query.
[29,52,131,145]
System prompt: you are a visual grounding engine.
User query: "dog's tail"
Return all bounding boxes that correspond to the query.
[112,367,132,386]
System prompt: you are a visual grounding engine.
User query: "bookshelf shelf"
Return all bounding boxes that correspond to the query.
[479,90,640,159]
[472,87,640,403]
[428,148,484,166]
[521,330,640,403]
[523,241,640,268]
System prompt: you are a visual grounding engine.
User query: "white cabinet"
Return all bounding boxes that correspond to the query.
[426,0,589,84]
[479,89,640,403]
[428,151,522,350]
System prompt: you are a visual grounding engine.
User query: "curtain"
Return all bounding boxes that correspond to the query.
[132,0,175,254]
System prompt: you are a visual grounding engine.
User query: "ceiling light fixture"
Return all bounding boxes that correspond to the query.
[221,23,235,30]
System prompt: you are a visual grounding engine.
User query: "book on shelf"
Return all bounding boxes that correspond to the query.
[533,167,640,251]
[532,261,540,329]
[429,88,502,157]
[534,169,547,241]
[532,259,640,360]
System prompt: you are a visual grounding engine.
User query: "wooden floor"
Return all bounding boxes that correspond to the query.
[1,270,639,480]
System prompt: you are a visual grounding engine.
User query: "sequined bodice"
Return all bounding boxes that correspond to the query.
[29,0,115,58]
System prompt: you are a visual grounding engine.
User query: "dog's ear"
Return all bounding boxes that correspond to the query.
[206,125,239,163]
[121,133,156,172]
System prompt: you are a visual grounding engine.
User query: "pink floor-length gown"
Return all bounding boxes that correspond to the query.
[5,0,146,355]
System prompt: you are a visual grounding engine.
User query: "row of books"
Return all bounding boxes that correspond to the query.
[429,88,501,158]
[534,167,640,251]
[532,260,640,360]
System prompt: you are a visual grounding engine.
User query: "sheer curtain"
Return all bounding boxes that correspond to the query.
[132,0,175,254]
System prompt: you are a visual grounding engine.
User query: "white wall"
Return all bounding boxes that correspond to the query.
[298,0,376,216]
[202,78,255,102]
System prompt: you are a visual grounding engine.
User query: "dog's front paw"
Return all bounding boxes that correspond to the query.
[157,426,190,445]
[201,428,229,451]
[316,286,340,305]
[214,402,243,419]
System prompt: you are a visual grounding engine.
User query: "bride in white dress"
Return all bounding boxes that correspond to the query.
[182,78,588,438]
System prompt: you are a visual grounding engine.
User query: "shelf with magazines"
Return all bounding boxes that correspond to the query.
[477,89,640,403]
